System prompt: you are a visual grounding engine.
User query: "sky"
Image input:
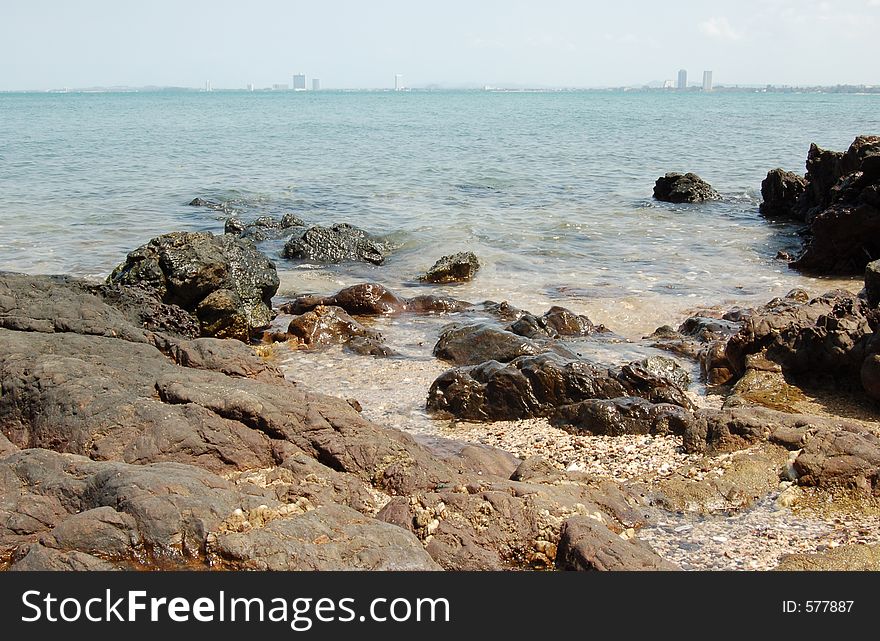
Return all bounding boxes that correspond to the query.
[1,0,879,90]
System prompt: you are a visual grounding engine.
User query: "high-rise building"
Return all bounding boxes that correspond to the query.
[702,70,713,92]
[394,73,403,91]
[312,78,320,91]
[677,69,687,90]
[292,73,307,90]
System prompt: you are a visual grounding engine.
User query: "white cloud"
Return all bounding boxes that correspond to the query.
[699,16,743,41]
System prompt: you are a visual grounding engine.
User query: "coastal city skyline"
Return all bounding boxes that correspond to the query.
[1,1,878,92]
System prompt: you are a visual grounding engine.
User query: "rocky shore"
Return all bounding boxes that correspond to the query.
[2,135,880,572]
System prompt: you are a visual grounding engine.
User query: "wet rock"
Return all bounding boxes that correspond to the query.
[107,231,279,341]
[188,197,230,212]
[344,335,398,358]
[480,300,528,322]
[282,223,388,265]
[281,283,470,317]
[652,172,720,203]
[283,282,408,316]
[551,397,694,437]
[636,355,691,389]
[426,353,692,422]
[724,365,806,413]
[419,252,481,283]
[287,305,382,347]
[679,316,740,341]
[760,168,808,220]
[508,306,602,339]
[793,427,880,495]
[224,214,304,241]
[556,516,679,571]
[94,282,201,338]
[433,323,545,366]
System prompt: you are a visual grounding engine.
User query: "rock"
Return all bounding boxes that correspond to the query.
[280,283,470,317]
[861,350,880,401]
[793,427,880,495]
[107,231,279,341]
[724,366,805,412]
[225,214,304,241]
[0,449,438,571]
[188,197,230,212]
[426,353,693,422]
[287,305,382,347]
[636,355,691,389]
[788,136,880,274]
[283,283,408,316]
[207,504,440,571]
[551,397,694,437]
[93,282,201,339]
[433,323,545,366]
[344,335,398,357]
[760,169,808,219]
[282,223,388,265]
[864,260,880,307]
[652,172,720,203]
[555,516,679,571]
[419,252,481,283]
[508,306,601,339]
[480,300,528,322]
[774,544,880,571]
[725,290,870,380]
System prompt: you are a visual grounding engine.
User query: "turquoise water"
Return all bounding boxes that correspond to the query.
[1,90,877,334]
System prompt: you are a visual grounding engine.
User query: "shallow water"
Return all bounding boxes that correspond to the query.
[1,89,873,418]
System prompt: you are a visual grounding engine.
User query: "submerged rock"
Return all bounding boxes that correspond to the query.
[225,214,305,241]
[433,323,545,366]
[107,231,278,341]
[282,223,388,265]
[280,282,471,317]
[419,252,481,283]
[508,306,603,339]
[653,172,720,203]
[287,305,384,349]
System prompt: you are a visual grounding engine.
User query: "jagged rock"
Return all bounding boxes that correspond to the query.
[419,252,481,283]
[107,231,278,341]
[287,305,382,347]
[652,172,720,203]
[282,223,388,265]
[426,353,693,422]
[760,169,807,219]
[555,517,679,571]
[188,197,231,212]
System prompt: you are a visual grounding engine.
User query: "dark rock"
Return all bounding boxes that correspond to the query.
[225,214,304,241]
[551,397,694,437]
[93,282,201,339]
[793,427,880,495]
[344,335,398,358]
[789,136,880,274]
[725,290,871,379]
[652,172,720,203]
[864,260,880,307]
[282,223,388,265]
[480,300,528,322]
[427,353,692,422]
[679,316,740,340]
[636,355,691,389]
[283,283,407,316]
[188,197,230,212]
[420,252,481,283]
[107,231,279,341]
[433,323,544,366]
[556,517,679,571]
[405,295,472,314]
[287,305,382,347]
[760,169,807,219]
[508,306,601,339]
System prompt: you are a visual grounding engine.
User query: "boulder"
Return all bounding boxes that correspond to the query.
[107,231,278,341]
[433,323,546,366]
[555,517,679,571]
[652,172,720,203]
[759,169,808,220]
[419,252,481,283]
[426,353,693,422]
[551,397,694,437]
[286,305,385,349]
[793,427,880,495]
[282,223,388,265]
[508,306,602,339]
[280,283,470,317]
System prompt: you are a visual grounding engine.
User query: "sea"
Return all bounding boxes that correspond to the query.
[1,89,878,429]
